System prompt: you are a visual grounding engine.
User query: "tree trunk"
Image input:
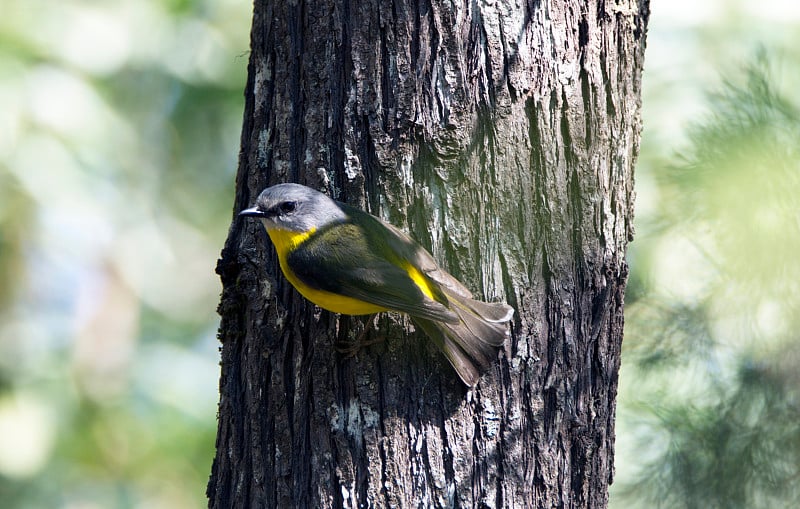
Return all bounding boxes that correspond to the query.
[209,0,648,507]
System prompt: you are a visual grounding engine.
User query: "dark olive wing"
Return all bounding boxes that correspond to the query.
[286,213,458,323]
[374,216,476,300]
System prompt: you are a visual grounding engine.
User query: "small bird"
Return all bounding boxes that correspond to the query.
[240,183,514,386]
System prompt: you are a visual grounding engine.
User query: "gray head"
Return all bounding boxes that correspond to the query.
[239,183,347,232]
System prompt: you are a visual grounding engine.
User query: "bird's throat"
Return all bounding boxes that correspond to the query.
[263,225,316,258]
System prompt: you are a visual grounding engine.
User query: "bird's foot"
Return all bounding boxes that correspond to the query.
[335,314,384,357]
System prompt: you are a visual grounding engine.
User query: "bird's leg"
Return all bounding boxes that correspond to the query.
[335,313,384,357]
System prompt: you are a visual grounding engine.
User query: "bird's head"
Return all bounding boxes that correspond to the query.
[239,183,347,233]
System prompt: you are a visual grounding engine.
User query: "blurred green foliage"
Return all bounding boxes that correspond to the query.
[0,0,251,507]
[613,7,800,508]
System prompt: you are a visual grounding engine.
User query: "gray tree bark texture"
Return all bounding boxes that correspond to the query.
[209,0,649,508]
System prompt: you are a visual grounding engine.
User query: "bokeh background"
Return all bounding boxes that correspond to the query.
[1,1,249,507]
[0,1,797,508]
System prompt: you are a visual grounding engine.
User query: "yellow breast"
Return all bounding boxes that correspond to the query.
[263,225,387,315]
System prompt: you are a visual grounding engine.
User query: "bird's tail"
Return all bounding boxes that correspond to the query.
[413,292,514,387]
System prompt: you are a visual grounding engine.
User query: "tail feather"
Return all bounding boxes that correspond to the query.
[462,298,515,324]
[413,292,513,387]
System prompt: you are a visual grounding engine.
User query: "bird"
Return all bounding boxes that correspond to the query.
[239,183,514,386]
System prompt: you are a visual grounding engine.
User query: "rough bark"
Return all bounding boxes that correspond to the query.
[209,0,648,507]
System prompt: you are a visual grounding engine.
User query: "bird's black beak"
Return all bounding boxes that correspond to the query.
[239,206,266,218]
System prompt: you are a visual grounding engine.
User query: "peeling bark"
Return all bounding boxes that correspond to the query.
[209,0,649,507]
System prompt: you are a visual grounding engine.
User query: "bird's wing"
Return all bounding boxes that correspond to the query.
[286,218,458,323]
[374,218,476,299]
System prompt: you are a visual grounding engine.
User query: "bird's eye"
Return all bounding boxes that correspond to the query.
[279,201,297,214]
